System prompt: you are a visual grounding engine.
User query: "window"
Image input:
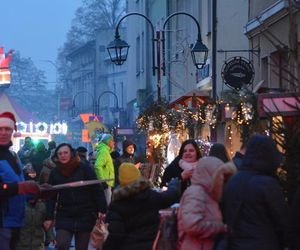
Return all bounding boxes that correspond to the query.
[270,50,288,90]
[136,36,141,75]
[141,32,145,72]
[261,57,268,87]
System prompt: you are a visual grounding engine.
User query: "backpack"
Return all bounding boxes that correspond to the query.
[152,207,178,250]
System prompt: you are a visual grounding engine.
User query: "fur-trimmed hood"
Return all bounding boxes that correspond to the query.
[191,157,236,201]
[112,177,153,201]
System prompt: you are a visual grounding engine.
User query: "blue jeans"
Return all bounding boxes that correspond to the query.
[0,228,20,250]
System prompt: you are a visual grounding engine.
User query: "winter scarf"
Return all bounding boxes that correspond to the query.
[55,155,81,177]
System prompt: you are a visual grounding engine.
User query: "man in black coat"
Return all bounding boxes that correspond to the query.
[114,140,141,186]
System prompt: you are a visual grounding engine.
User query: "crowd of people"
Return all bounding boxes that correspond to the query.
[1,110,300,250]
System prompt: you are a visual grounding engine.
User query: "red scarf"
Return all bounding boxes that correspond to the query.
[56,155,81,177]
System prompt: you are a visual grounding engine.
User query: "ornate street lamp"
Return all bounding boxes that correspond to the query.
[107,12,209,102]
[162,12,208,71]
[191,40,209,69]
[107,34,130,66]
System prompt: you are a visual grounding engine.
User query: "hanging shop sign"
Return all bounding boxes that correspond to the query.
[258,93,300,117]
[16,121,68,135]
[221,56,254,90]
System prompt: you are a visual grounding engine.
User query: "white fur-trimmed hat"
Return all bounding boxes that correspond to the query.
[0,112,17,130]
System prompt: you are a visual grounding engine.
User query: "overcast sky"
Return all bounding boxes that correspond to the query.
[0,0,82,89]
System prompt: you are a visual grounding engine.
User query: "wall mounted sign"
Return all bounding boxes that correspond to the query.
[221,56,254,90]
[16,121,68,135]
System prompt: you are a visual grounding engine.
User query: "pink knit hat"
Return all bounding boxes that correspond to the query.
[0,112,17,130]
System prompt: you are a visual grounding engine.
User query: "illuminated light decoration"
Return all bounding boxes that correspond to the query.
[149,133,163,148]
[16,121,68,135]
[35,122,48,135]
[167,133,182,164]
[232,102,254,125]
[196,138,213,156]
[2,183,8,190]
[0,47,13,86]
[17,122,27,133]
[226,124,234,156]
[205,104,217,128]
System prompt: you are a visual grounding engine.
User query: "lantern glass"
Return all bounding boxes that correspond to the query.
[191,40,209,69]
[107,38,130,65]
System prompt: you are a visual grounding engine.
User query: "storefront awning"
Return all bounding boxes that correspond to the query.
[258,92,300,117]
[169,90,211,109]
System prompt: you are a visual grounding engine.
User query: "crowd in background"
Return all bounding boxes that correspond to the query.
[1,110,300,250]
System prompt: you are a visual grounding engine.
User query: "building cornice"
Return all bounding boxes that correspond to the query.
[244,0,289,38]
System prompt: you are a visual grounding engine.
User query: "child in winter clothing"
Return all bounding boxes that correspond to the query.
[177,156,236,250]
[103,163,180,250]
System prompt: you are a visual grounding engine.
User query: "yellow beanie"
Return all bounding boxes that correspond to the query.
[119,163,141,187]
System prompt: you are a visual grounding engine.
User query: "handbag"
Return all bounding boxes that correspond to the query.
[152,208,178,250]
[90,218,109,249]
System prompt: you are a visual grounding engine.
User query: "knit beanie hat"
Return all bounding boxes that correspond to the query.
[119,163,141,187]
[100,133,113,145]
[0,112,17,131]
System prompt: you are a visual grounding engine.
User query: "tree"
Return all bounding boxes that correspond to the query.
[56,0,125,89]
[5,51,57,121]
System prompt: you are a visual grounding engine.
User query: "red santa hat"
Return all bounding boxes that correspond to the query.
[0,112,17,131]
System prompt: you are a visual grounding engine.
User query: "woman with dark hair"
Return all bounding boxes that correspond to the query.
[160,139,202,195]
[209,143,231,163]
[43,143,107,250]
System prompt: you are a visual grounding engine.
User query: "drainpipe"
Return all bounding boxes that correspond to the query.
[211,0,217,142]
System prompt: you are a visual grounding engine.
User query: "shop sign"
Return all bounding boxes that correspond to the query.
[116,128,134,135]
[16,121,68,135]
[258,93,300,117]
[221,56,254,90]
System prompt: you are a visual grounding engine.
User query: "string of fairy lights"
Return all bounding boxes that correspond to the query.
[136,97,256,163]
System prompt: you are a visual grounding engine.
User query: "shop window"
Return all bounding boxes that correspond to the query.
[270,50,288,90]
[136,35,141,75]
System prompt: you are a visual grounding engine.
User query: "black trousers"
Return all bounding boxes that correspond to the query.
[55,229,91,250]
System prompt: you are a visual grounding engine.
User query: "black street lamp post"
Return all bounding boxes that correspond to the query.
[107,12,209,102]
[70,90,120,119]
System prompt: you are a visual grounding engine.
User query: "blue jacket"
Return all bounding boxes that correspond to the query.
[0,150,25,228]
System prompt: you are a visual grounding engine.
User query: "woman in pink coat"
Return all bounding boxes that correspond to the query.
[177,156,236,250]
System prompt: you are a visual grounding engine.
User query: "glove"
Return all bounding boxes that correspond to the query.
[39,183,57,200]
[18,181,41,196]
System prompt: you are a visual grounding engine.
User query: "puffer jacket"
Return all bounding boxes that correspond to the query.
[177,157,231,250]
[95,142,115,187]
[103,178,180,250]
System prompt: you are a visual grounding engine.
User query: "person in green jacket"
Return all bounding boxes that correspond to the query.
[95,133,115,205]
